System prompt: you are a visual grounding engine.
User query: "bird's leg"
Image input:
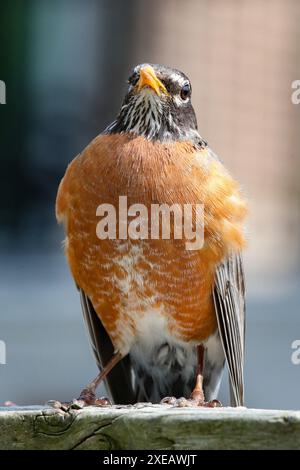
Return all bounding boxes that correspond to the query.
[161,345,222,408]
[77,351,123,406]
[190,344,206,403]
[188,345,221,406]
[48,352,123,410]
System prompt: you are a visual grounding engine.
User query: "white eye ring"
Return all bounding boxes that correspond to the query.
[173,94,188,107]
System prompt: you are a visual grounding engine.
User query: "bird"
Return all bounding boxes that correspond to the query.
[56,63,247,408]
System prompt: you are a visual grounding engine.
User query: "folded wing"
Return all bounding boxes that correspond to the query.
[213,253,246,406]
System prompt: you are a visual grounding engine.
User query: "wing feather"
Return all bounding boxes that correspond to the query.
[213,253,246,406]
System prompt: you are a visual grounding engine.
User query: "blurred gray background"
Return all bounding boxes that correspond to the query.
[1,0,300,409]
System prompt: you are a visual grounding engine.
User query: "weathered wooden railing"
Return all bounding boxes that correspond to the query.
[0,405,299,450]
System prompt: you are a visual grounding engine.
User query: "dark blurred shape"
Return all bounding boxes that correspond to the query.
[0,0,141,248]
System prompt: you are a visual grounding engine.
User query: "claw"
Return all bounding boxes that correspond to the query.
[160,396,177,405]
[77,387,96,405]
[160,396,222,408]
[46,395,112,411]
[94,397,111,406]
[205,399,222,408]
[176,397,193,407]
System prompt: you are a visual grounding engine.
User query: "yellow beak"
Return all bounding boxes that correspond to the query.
[137,65,168,96]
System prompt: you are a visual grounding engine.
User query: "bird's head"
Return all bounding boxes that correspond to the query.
[107,64,202,144]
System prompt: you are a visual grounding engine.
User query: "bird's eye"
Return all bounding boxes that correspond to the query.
[180,82,191,101]
[128,72,139,86]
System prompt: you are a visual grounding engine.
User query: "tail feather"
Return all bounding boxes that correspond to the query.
[80,289,135,404]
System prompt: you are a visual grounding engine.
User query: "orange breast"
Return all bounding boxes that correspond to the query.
[56,134,247,355]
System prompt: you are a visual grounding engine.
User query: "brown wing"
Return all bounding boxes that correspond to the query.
[213,252,246,406]
[79,289,135,405]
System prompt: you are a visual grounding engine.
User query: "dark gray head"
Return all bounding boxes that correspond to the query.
[106,63,205,145]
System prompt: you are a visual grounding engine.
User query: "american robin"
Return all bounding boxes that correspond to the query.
[56,64,247,408]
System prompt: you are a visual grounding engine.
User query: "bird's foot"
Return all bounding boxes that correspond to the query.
[77,387,111,406]
[47,390,111,411]
[161,396,222,408]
